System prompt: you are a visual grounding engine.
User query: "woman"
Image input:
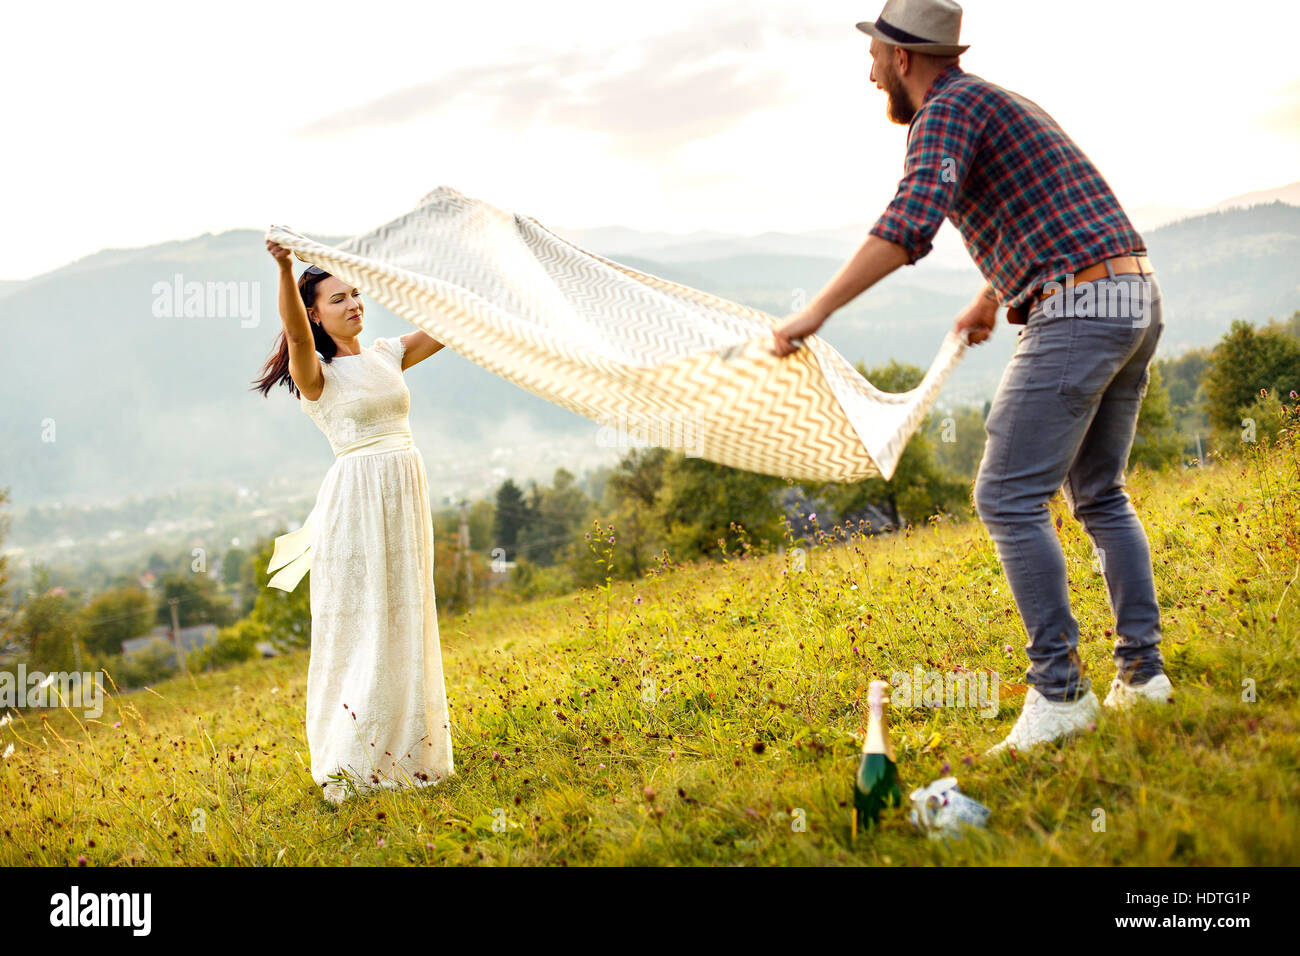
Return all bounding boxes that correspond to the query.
[252,239,454,805]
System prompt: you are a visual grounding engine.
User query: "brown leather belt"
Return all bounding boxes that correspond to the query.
[1008,254,1154,324]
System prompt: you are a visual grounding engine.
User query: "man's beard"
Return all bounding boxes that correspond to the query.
[881,68,916,124]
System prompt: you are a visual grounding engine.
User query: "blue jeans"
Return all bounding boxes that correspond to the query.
[974,267,1165,702]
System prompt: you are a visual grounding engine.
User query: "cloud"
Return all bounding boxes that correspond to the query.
[1255,77,1300,139]
[294,9,843,156]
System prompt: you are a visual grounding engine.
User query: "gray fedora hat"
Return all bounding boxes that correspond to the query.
[857,0,970,56]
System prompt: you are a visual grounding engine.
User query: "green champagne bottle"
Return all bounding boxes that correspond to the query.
[853,680,901,837]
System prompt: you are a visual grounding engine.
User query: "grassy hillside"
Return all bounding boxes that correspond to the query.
[3,437,1297,866]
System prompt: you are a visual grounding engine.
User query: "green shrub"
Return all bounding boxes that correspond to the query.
[100,639,179,689]
[190,617,266,672]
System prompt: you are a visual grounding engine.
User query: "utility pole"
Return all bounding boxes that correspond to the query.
[168,597,188,675]
[458,499,472,608]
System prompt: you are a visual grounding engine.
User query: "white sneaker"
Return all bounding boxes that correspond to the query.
[986,687,1099,755]
[1103,672,1174,710]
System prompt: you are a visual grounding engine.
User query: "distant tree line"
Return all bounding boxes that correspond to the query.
[1,312,1294,690]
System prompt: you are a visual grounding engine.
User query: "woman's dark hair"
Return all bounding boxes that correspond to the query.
[250,266,343,398]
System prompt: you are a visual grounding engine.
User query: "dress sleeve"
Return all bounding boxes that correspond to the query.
[377,335,408,369]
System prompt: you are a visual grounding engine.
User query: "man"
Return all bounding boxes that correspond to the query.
[772,0,1173,754]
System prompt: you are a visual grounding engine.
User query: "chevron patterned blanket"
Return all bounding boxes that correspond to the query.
[265,186,965,482]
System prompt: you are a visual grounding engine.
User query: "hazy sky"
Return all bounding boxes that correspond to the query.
[5,0,1298,280]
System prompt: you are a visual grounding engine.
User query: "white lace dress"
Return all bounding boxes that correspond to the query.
[298,335,454,801]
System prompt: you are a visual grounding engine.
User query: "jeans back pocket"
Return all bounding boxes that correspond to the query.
[1056,320,1143,418]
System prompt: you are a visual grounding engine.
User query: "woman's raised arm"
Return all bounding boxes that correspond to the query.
[267,240,324,400]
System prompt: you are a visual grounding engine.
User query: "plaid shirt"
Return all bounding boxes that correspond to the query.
[869,65,1146,309]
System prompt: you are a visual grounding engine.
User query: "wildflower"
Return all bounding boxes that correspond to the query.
[77,855,88,866]
[0,713,9,727]
[643,786,656,802]
[2,744,13,760]
[633,595,643,605]
[940,761,951,774]
[113,721,121,728]
[377,838,386,848]
[39,672,55,690]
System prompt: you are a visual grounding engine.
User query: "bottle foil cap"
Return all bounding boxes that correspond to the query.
[868,680,890,708]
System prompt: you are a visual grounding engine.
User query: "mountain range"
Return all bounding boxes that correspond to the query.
[2,184,1298,554]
